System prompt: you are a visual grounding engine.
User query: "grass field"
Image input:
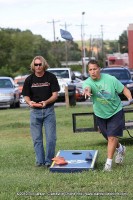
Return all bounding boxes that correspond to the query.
[0,105,133,200]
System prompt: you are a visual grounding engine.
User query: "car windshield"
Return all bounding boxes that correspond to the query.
[101,69,131,80]
[0,79,13,88]
[17,80,25,86]
[48,70,69,78]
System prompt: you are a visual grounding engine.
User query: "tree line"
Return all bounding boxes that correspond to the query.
[0,28,128,77]
[0,28,81,77]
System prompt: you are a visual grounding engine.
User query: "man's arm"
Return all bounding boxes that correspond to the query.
[122,86,132,101]
[39,92,58,107]
[24,96,36,107]
[24,92,58,108]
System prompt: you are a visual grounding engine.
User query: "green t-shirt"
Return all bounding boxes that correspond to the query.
[83,74,124,119]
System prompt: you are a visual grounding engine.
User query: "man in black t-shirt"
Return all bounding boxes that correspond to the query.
[22,56,60,168]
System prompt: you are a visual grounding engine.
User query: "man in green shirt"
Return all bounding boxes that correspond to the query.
[83,60,132,171]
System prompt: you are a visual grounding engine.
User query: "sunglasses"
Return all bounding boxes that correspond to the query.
[34,63,42,66]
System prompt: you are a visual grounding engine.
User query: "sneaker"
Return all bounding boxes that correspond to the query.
[115,146,126,164]
[103,163,112,171]
[35,163,45,167]
[45,162,51,168]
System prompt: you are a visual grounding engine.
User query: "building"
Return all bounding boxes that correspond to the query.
[128,24,133,69]
[106,53,128,67]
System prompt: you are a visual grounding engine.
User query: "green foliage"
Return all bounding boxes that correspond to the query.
[118,30,128,53]
[0,106,133,200]
[0,28,82,77]
[0,66,13,77]
[0,27,129,77]
[105,40,119,54]
[70,65,82,72]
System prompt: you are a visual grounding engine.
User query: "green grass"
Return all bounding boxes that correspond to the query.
[0,105,133,200]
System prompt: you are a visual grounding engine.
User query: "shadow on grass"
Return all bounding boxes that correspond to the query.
[0,122,29,129]
[118,137,133,145]
[91,140,107,147]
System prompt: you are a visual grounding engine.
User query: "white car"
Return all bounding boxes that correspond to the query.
[0,77,20,108]
[47,68,76,106]
[20,95,26,104]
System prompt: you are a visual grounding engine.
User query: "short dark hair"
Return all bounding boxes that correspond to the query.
[88,60,100,67]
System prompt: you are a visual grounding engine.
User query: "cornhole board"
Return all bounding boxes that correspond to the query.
[50,150,98,173]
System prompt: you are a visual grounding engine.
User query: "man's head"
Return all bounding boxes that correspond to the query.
[87,60,101,80]
[30,56,49,73]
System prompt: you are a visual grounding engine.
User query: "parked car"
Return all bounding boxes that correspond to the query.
[73,71,84,80]
[100,67,133,100]
[47,68,76,106]
[129,69,133,80]
[14,75,29,94]
[14,75,29,104]
[0,77,20,108]
[20,95,26,104]
[73,78,86,101]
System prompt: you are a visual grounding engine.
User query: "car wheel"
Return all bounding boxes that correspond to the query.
[10,101,16,108]
[15,101,20,108]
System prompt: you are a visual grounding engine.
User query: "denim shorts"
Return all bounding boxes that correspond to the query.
[96,109,125,139]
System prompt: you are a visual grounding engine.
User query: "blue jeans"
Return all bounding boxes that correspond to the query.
[30,105,56,165]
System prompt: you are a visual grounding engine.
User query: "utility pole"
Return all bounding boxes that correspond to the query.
[101,25,104,66]
[81,12,86,76]
[60,22,71,67]
[47,19,60,41]
[89,34,92,58]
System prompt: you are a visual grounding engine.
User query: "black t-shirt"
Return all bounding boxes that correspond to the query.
[22,71,60,106]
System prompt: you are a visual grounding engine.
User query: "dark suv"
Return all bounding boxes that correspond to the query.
[101,67,133,100]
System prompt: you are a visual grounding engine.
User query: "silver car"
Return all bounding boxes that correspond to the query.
[0,77,20,108]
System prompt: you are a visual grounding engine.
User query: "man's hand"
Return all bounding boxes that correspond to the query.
[39,101,47,108]
[29,101,36,107]
[29,101,43,108]
[83,87,92,99]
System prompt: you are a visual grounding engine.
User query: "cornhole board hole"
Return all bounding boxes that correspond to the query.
[50,150,98,173]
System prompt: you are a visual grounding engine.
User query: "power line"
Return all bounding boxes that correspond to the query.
[60,22,71,31]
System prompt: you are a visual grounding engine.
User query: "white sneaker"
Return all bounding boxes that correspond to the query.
[103,163,112,171]
[115,146,126,164]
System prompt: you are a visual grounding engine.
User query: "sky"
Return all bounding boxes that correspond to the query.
[0,0,133,42]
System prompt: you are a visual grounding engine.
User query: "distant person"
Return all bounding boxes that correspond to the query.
[22,56,60,168]
[82,60,132,171]
[124,63,128,68]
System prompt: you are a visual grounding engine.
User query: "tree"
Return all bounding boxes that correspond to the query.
[0,28,82,77]
[118,30,128,53]
[0,29,14,67]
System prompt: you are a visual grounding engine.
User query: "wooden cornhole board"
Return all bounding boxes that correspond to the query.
[50,150,98,173]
